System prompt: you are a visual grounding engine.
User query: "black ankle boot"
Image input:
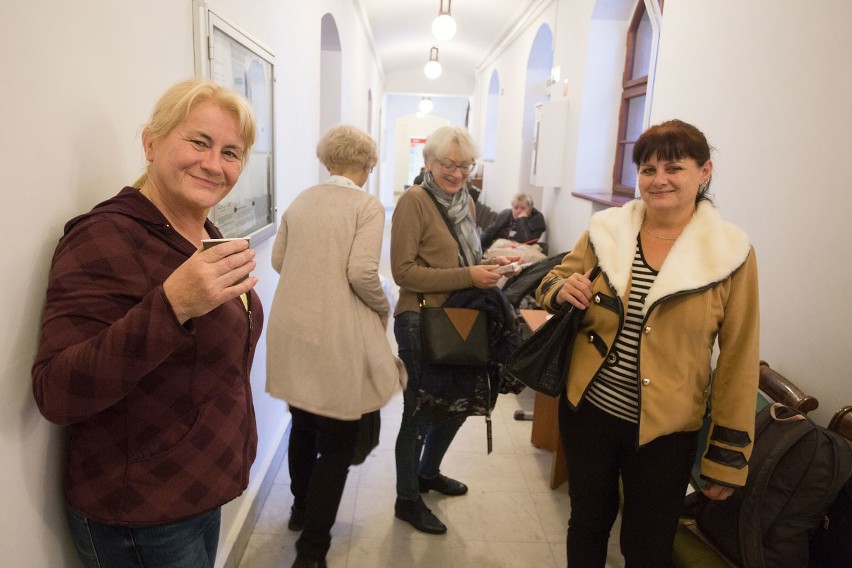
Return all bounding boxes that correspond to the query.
[394,496,447,534]
[418,473,468,496]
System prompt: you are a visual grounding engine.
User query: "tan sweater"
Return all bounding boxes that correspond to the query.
[390,185,475,315]
[266,181,404,420]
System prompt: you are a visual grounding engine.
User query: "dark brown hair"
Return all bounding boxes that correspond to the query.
[633,119,713,204]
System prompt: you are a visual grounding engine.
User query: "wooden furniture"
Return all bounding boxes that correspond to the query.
[828,405,852,441]
[757,360,819,413]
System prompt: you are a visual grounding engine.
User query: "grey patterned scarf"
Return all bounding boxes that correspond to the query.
[422,171,482,267]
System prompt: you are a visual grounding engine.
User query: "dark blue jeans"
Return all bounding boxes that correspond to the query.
[558,395,698,568]
[66,505,220,568]
[394,311,466,501]
[288,405,359,561]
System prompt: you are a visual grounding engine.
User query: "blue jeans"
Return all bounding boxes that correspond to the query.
[394,311,466,501]
[66,505,220,568]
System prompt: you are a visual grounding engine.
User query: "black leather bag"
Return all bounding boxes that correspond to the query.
[419,297,489,366]
[501,266,601,397]
[351,410,381,465]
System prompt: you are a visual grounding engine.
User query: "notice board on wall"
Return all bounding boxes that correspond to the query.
[193,1,276,243]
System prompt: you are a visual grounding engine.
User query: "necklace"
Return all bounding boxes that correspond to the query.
[642,225,680,241]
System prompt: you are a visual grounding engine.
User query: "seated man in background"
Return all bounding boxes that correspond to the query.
[480,192,546,250]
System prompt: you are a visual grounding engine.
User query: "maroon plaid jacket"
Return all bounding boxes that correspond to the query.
[32,187,264,525]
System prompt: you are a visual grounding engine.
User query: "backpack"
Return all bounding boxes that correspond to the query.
[808,476,852,567]
[695,403,852,567]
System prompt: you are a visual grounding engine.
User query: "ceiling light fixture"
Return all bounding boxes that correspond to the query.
[418,96,434,113]
[424,46,442,79]
[432,0,457,41]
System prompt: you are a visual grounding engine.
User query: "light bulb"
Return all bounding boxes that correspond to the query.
[424,60,442,79]
[432,14,457,41]
[419,97,434,113]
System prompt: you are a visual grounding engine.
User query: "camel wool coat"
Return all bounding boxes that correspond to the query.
[536,200,760,487]
[266,177,405,420]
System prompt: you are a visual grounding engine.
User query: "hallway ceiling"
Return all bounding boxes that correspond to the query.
[357,0,546,79]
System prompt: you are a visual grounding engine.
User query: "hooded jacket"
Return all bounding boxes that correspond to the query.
[32,187,263,525]
[536,200,759,487]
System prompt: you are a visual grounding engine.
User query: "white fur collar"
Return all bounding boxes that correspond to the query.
[588,200,751,312]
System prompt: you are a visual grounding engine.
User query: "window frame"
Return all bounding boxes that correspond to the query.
[611,0,660,198]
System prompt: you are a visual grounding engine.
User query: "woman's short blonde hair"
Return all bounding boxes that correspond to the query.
[316,125,378,173]
[422,126,479,163]
[133,78,256,188]
[512,193,534,209]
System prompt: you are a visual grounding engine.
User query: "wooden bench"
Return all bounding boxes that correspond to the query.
[828,405,852,441]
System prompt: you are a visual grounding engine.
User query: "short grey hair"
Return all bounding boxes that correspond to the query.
[423,126,479,163]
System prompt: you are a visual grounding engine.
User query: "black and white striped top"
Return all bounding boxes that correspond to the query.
[586,238,658,423]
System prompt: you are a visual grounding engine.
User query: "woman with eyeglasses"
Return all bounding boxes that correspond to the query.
[390,126,518,534]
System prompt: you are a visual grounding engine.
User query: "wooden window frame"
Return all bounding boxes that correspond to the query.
[612,1,654,198]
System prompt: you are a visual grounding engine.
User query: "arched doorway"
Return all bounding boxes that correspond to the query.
[319,13,342,182]
[518,24,554,208]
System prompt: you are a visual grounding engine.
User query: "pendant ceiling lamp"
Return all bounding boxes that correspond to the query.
[432,0,457,41]
[424,46,442,79]
[418,96,434,113]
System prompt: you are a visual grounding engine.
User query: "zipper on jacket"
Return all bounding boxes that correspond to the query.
[631,282,718,449]
[241,292,255,487]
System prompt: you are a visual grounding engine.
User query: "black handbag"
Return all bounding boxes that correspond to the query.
[501,266,602,397]
[351,410,381,465]
[419,294,489,366]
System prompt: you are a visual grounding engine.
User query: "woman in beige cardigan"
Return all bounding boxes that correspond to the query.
[266,125,404,568]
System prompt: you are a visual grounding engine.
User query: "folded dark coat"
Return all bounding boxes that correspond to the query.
[417,287,522,420]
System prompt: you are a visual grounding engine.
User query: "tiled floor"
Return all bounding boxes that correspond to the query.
[239,389,626,568]
[238,215,625,567]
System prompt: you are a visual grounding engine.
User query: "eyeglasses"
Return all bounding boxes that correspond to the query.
[437,160,476,175]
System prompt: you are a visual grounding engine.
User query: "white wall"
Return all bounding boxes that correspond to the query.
[0,0,382,565]
[473,5,558,220]
[379,94,469,205]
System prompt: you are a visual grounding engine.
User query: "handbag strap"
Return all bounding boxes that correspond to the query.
[422,187,470,267]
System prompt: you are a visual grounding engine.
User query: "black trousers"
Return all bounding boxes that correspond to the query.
[558,394,698,568]
[288,406,360,561]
